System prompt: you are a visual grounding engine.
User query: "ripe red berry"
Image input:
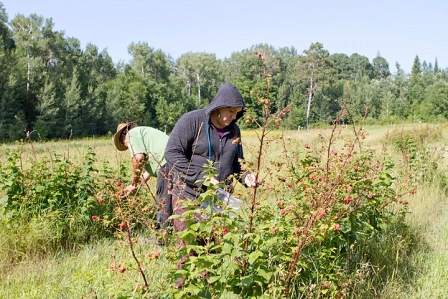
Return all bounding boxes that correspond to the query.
[116,181,122,187]
[98,198,104,204]
[119,267,125,273]
[222,228,229,235]
[333,224,340,231]
[91,215,98,221]
[119,223,125,229]
[281,210,286,216]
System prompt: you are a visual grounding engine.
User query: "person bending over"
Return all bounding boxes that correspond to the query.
[113,122,172,228]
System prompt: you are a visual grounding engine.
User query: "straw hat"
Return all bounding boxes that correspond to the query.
[113,122,137,151]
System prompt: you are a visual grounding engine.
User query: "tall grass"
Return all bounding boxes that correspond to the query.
[0,135,127,173]
[379,124,448,298]
[379,183,448,298]
[0,239,171,298]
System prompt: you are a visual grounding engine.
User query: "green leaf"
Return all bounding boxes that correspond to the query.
[248,251,263,264]
[208,275,220,283]
[184,283,201,295]
[257,267,272,281]
[190,222,201,230]
[241,275,253,286]
[35,185,45,192]
[222,242,233,254]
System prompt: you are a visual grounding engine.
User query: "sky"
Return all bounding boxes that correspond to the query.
[2,0,447,74]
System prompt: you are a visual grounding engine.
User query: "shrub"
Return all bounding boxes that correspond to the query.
[159,54,415,298]
[0,148,118,261]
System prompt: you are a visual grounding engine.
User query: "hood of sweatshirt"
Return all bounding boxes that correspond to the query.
[204,83,246,123]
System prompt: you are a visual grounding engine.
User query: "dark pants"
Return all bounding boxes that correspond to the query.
[171,193,189,233]
[172,191,207,246]
[156,164,172,228]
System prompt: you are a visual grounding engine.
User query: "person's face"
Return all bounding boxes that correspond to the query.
[120,129,128,147]
[217,107,243,127]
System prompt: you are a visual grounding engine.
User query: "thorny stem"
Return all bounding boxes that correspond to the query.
[346,106,369,152]
[325,94,348,173]
[25,130,37,162]
[124,217,149,289]
[243,52,270,273]
[119,181,157,289]
[123,166,173,287]
[285,214,316,297]
[119,177,161,291]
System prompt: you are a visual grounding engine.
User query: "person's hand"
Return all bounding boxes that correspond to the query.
[244,173,258,187]
[124,184,136,195]
[117,184,137,198]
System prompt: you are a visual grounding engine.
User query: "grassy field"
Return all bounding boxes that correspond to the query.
[1,123,447,298]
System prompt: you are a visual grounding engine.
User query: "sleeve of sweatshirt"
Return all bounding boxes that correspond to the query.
[164,114,203,186]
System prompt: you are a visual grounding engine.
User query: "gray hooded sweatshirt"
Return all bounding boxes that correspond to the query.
[165,83,246,199]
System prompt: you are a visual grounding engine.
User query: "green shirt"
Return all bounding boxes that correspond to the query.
[125,127,169,177]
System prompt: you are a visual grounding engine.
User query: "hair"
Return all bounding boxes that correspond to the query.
[120,122,138,144]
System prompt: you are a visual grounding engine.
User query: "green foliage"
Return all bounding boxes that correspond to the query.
[387,125,443,183]
[0,125,441,298]
[161,128,414,298]
[0,147,118,260]
[175,51,223,110]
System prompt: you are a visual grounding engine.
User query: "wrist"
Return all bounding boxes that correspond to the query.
[132,175,140,186]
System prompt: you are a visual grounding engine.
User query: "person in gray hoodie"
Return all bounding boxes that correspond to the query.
[164,83,257,234]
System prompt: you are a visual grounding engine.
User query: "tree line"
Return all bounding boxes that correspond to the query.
[1,3,447,142]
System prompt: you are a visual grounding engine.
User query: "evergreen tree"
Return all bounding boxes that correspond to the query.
[411,55,421,77]
[372,52,391,79]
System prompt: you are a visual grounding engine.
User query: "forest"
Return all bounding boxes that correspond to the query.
[1,2,447,142]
